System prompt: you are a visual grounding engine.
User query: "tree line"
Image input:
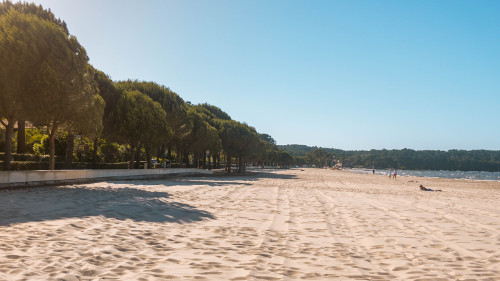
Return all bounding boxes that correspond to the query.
[0,1,294,172]
[281,145,500,172]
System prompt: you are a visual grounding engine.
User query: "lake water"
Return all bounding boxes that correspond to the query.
[350,168,500,181]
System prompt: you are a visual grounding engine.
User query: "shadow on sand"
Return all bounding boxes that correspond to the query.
[0,169,298,226]
[111,169,300,187]
[0,185,214,226]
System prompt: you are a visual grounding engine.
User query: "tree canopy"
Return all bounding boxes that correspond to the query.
[1,1,292,172]
[281,145,500,172]
[0,6,98,170]
[305,148,333,168]
[108,90,168,168]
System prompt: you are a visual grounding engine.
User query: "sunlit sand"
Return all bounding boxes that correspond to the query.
[1,169,499,280]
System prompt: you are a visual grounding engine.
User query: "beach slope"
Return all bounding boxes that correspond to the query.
[1,169,499,280]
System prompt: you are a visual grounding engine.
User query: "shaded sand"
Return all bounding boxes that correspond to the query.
[1,169,500,280]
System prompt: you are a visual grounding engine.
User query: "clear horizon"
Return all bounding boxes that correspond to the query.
[27,0,500,151]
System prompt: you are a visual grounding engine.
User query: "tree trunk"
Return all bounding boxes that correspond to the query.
[48,124,58,170]
[135,146,141,169]
[2,120,15,171]
[65,134,75,169]
[167,144,172,160]
[16,119,26,154]
[129,144,135,169]
[183,153,190,168]
[238,156,242,173]
[92,138,98,169]
[158,145,166,160]
[146,146,152,169]
[226,153,231,174]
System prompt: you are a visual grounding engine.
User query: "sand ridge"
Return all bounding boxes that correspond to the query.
[0,169,499,280]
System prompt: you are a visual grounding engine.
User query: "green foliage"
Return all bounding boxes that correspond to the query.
[64,66,105,139]
[218,120,265,171]
[0,2,289,171]
[198,103,231,121]
[280,145,500,172]
[0,8,43,169]
[219,120,244,157]
[255,133,294,167]
[22,128,45,155]
[92,67,122,138]
[109,90,168,148]
[0,152,46,162]
[0,5,100,170]
[100,141,128,163]
[115,80,184,150]
[4,161,46,171]
[259,134,276,146]
[30,132,67,157]
[185,107,221,155]
[19,16,90,126]
[115,80,186,116]
[0,1,68,34]
[305,148,333,168]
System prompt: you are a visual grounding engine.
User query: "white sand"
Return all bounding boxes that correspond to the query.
[1,169,499,280]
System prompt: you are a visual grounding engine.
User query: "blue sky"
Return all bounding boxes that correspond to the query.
[28,0,500,150]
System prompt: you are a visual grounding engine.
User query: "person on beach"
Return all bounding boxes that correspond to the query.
[419,184,442,192]
[393,169,397,179]
[388,170,393,179]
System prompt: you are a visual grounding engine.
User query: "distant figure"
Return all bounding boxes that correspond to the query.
[419,185,442,192]
[372,169,375,174]
[393,169,397,179]
[388,170,393,179]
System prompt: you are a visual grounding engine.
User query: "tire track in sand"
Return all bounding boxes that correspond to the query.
[313,188,398,280]
[244,184,292,281]
[328,173,500,279]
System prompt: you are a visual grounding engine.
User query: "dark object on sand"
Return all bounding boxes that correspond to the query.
[419,184,442,192]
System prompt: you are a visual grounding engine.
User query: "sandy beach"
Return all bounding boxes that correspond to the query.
[1,169,499,280]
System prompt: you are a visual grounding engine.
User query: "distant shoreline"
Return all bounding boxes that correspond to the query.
[341,167,500,182]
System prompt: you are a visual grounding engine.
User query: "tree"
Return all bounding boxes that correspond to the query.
[198,103,231,121]
[219,120,263,173]
[305,148,332,168]
[1,8,90,170]
[0,1,68,33]
[63,66,105,169]
[184,107,221,169]
[236,124,265,173]
[115,80,187,161]
[191,104,232,168]
[22,20,92,169]
[219,120,241,173]
[93,68,122,138]
[86,67,122,168]
[258,133,281,167]
[108,90,168,169]
[1,1,69,159]
[0,9,30,170]
[259,133,276,146]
